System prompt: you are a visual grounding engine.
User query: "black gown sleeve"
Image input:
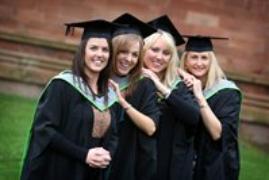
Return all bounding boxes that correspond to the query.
[166,83,200,126]
[213,90,241,148]
[134,78,160,180]
[103,109,118,158]
[31,80,88,162]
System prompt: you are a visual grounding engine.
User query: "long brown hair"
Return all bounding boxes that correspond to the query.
[112,34,144,96]
[72,37,113,102]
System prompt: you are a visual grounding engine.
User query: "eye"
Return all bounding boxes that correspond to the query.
[102,47,109,53]
[190,54,198,59]
[119,50,128,55]
[150,47,159,52]
[89,45,98,51]
[163,50,171,56]
[201,55,209,60]
[132,52,139,58]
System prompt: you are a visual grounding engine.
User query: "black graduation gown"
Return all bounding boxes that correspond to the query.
[21,79,118,180]
[108,78,160,180]
[193,89,241,180]
[155,82,200,180]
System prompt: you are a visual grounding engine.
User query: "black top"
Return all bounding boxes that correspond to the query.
[65,19,123,40]
[147,15,185,46]
[193,89,241,180]
[108,77,160,180]
[155,82,200,180]
[20,80,118,180]
[113,13,156,38]
[183,35,228,52]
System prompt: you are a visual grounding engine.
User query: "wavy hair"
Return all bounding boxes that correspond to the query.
[142,30,179,88]
[111,34,144,96]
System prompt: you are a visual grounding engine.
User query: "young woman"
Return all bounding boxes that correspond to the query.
[179,35,242,180]
[107,13,160,180]
[142,15,200,180]
[20,20,120,180]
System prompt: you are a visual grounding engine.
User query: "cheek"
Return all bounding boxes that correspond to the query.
[143,53,151,66]
[132,57,139,66]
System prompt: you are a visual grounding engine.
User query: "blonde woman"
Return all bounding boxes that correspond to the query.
[179,35,242,180]
[142,15,200,180]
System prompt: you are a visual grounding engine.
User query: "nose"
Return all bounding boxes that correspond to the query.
[96,49,104,57]
[196,58,203,65]
[156,52,163,60]
[125,53,132,62]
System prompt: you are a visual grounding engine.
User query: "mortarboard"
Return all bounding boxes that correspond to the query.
[147,15,185,46]
[183,35,228,52]
[112,13,156,38]
[65,19,122,40]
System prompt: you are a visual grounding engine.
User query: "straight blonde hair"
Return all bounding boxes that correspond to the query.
[179,51,226,90]
[142,30,179,88]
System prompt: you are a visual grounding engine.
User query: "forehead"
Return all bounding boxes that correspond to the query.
[187,51,210,56]
[87,37,108,45]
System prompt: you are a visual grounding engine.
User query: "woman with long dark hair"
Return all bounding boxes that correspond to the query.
[20,20,121,180]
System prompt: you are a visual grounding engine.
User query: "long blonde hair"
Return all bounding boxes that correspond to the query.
[142,30,179,88]
[112,33,144,96]
[179,51,226,90]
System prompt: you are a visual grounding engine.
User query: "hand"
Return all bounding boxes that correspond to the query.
[177,68,190,79]
[142,68,170,96]
[192,78,203,99]
[142,68,160,83]
[109,79,130,109]
[109,79,124,101]
[85,147,111,169]
[182,74,196,89]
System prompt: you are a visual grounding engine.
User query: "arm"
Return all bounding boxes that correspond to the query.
[166,83,200,126]
[143,68,199,126]
[109,79,157,136]
[190,78,222,140]
[34,80,110,168]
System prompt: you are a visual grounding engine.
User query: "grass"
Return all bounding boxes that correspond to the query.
[0,92,269,180]
[0,93,37,180]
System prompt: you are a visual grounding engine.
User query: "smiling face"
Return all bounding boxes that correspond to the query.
[184,51,211,80]
[84,38,110,75]
[143,37,172,77]
[115,41,140,76]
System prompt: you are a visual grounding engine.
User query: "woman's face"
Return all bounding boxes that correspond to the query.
[115,41,140,76]
[84,38,110,74]
[185,51,210,79]
[143,38,171,76]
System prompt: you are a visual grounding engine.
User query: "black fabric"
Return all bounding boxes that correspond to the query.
[113,13,156,38]
[65,19,123,40]
[108,78,160,180]
[147,15,185,46]
[21,80,118,180]
[193,89,241,180]
[154,82,200,180]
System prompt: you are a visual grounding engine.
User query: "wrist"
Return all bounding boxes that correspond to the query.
[123,104,132,111]
[197,98,207,109]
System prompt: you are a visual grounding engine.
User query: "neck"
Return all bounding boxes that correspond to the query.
[197,76,207,89]
[85,69,99,94]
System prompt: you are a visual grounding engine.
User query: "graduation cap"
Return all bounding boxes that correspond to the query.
[65,19,122,40]
[112,13,156,38]
[183,35,228,52]
[147,15,185,46]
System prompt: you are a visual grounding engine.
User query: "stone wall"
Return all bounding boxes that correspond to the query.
[0,0,269,149]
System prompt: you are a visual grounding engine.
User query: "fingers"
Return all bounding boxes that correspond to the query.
[86,147,112,169]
